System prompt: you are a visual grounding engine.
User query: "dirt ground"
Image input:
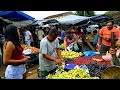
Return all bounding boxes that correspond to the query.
[0,42,93,79]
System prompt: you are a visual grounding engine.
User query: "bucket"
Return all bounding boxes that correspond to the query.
[101,65,120,79]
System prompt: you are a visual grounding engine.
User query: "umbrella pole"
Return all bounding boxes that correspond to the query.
[111,32,119,66]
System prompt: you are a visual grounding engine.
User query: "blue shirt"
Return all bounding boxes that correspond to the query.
[61,30,65,41]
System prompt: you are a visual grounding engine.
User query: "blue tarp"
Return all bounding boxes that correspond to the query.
[0,11,35,21]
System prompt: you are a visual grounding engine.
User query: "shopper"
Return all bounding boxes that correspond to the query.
[23,27,32,46]
[3,24,30,79]
[70,26,78,36]
[37,27,44,45]
[99,21,119,54]
[38,28,64,78]
[64,30,77,51]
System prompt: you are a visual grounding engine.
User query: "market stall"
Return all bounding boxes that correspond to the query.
[21,44,40,68]
[42,49,114,79]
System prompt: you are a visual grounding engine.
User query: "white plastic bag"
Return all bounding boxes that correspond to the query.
[23,48,32,55]
[67,45,73,51]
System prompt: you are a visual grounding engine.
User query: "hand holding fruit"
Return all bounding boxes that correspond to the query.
[55,59,63,65]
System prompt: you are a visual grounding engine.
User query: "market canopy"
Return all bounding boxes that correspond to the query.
[57,15,90,25]
[31,19,60,26]
[0,11,35,21]
[74,14,113,26]
[89,14,113,23]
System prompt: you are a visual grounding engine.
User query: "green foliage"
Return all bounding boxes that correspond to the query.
[105,11,120,25]
[75,11,95,17]
[105,11,119,16]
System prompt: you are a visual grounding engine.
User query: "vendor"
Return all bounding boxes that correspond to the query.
[109,39,120,55]
[99,21,119,54]
[38,28,64,78]
[64,30,76,51]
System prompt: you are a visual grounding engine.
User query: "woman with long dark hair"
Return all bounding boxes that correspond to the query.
[3,24,30,79]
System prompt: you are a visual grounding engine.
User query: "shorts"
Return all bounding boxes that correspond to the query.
[5,64,26,79]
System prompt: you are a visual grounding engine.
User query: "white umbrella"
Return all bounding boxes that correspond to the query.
[57,15,90,25]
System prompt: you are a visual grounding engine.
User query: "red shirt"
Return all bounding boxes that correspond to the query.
[11,46,24,60]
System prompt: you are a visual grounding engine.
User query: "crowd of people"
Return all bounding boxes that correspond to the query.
[1,20,120,79]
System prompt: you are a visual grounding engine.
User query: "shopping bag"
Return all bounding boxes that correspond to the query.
[73,43,79,51]
[67,45,73,51]
[83,50,96,57]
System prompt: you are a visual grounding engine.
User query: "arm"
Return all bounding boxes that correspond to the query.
[99,29,110,41]
[74,35,79,43]
[114,29,120,41]
[43,54,57,62]
[56,48,64,61]
[29,33,33,40]
[98,33,104,39]
[116,40,120,47]
[56,39,63,60]
[69,35,78,46]
[64,39,67,51]
[3,41,28,65]
[40,40,61,64]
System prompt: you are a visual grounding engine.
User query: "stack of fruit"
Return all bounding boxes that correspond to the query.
[86,62,108,78]
[21,44,40,54]
[61,50,83,61]
[71,56,111,66]
[46,67,99,79]
[59,43,64,50]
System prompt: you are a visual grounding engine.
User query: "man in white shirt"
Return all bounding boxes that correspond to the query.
[38,28,64,78]
[37,27,44,45]
[24,27,32,46]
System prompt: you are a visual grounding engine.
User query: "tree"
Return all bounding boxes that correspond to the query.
[105,11,120,25]
[105,11,119,16]
[75,11,95,17]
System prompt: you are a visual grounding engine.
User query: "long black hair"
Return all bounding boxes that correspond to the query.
[4,24,22,52]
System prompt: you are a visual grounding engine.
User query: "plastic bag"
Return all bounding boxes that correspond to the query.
[83,50,96,57]
[73,43,79,51]
[23,48,31,55]
[67,45,73,51]
[80,64,89,73]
